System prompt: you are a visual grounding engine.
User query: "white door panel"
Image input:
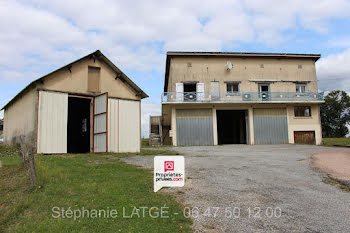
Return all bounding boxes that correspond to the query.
[197,83,204,101]
[176,83,184,102]
[93,93,108,152]
[37,91,68,153]
[108,99,119,152]
[210,81,219,100]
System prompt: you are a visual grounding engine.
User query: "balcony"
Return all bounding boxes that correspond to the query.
[161,91,324,103]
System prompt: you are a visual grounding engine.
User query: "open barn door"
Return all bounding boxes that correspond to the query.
[93,93,108,152]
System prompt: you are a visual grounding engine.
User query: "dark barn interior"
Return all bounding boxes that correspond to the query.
[217,110,247,144]
[67,97,91,153]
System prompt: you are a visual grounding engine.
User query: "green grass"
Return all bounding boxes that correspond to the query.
[323,176,350,192]
[0,143,20,157]
[322,138,350,147]
[0,145,191,233]
[142,138,150,147]
[141,138,172,148]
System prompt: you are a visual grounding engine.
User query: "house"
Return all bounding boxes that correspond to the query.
[2,50,148,153]
[161,51,323,146]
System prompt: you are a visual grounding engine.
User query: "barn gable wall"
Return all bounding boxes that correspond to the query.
[40,57,140,100]
[4,87,37,145]
[4,55,142,146]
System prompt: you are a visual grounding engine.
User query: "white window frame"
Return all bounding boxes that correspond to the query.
[226,82,240,95]
[296,84,307,93]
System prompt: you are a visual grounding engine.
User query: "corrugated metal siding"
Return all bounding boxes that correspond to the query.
[94,114,106,133]
[108,99,119,152]
[254,108,286,117]
[37,91,68,153]
[94,93,107,152]
[176,109,214,146]
[94,94,107,114]
[94,134,106,152]
[253,108,288,144]
[119,100,140,152]
[177,109,212,118]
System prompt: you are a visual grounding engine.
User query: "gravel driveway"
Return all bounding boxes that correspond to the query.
[122,145,350,233]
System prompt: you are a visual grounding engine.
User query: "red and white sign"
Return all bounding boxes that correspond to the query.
[154,156,185,192]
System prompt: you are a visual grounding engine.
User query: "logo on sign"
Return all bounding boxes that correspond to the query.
[164,161,174,172]
[154,156,185,192]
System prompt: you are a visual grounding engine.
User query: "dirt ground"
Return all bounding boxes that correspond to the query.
[311,149,350,181]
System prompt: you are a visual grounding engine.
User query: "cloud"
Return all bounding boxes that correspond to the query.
[141,100,161,138]
[0,0,350,101]
[1,0,348,81]
[316,48,350,92]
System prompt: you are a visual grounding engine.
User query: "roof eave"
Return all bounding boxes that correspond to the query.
[1,50,148,110]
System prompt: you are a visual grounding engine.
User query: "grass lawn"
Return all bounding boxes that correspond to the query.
[322,138,350,147]
[141,138,172,148]
[0,146,191,233]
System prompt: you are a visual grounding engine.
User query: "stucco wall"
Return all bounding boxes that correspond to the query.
[4,87,37,144]
[287,104,322,145]
[167,57,318,93]
[165,102,322,146]
[41,57,140,100]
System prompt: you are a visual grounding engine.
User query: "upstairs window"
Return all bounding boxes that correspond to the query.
[296,84,306,93]
[294,106,311,117]
[226,83,239,94]
[88,66,100,92]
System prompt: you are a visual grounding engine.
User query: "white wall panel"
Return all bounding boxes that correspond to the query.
[108,99,119,152]
[37,91,68,153]
[94,134,106,152]
[93,93,108,152]
[94,114,106,133]
[119,100,140,152]
[94,94,107,114]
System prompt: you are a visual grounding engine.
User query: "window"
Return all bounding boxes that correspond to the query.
[259,84,270,93]
[296,84,306,93]
[88,66,101,92]
[294,106,311,117]
[226,83,239,93]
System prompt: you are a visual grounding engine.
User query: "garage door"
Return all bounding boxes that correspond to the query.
[253,108,288,144]
[294,131,315,144]
[176,109,213,146]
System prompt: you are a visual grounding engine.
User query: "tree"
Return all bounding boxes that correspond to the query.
[320,90,350,138]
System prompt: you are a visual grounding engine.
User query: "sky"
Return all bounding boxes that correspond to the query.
[0,0,350,137]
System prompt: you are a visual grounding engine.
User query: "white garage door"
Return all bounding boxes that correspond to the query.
[37,91,68,153]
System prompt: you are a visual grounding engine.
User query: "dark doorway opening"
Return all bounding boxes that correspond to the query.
[217,110,247,144]
[184,83,197,102]
[67,97,91,153]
